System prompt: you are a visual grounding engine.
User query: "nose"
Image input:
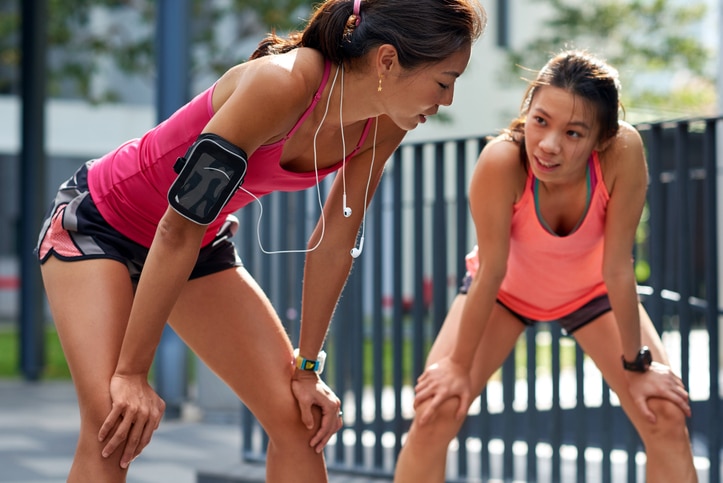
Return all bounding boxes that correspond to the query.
[540,131,561,154]
[440,85,455,107]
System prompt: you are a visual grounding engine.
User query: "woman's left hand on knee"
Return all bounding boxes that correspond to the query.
[291,370,343,453]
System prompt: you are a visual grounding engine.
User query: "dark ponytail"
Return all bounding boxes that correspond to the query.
[251,0,486,69]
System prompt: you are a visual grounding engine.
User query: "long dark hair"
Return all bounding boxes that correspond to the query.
[506,50,623,166]
[250,0,486,70]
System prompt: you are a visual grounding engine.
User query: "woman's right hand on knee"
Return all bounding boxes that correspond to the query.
[98,373,166,469]
[414,357,472,425]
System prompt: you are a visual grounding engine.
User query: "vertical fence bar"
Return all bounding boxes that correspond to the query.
[371,183,385,469]
[575,343,586,482]
[453,141,471,479]
[550,327,562,483]
[601,379,612,483]
[675,123,692,393]
[432,143,448,334]
[646,124,665,333]
[392,149,405,459]
[412,145,426,380]
[704,119,720,483]
[526,326,538,481]
[505,352,517,479]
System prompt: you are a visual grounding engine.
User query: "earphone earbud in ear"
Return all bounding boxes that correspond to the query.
[343,194,352,217]
[350,236,364,258]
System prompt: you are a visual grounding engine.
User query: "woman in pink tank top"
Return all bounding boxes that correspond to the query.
[36,1,486,482]
[395,51,697,483]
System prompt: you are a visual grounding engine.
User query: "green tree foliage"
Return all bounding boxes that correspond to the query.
[505,0,715,121]
[1,0,315,102]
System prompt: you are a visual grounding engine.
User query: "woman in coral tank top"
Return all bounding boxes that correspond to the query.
[395,50,696,483]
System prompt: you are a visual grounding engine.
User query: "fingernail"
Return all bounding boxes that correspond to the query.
[102,452,109,458]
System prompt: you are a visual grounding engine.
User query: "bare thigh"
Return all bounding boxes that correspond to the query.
[426,296,526,395]
[41,257,135,416]
[572,304,682,431]
[168,266,303,436]
[41,256,136,479]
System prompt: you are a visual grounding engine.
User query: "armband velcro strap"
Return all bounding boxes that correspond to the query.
[168,133,248,225]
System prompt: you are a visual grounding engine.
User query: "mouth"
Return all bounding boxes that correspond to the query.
[534,155,560,171]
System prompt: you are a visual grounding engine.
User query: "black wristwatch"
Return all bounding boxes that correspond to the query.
[622,346,652,372]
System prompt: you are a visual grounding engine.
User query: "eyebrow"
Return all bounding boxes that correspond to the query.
[534,107,592,131]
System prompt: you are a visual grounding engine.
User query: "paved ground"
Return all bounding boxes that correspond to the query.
[0,379,393,483]
[0,379,247,483]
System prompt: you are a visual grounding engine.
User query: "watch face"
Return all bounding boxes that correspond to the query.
[623,347,652,372]
[641,347,652,366]
[302,359,318,371]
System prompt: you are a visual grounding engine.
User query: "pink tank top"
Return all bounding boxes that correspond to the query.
[496,152,610,320]
[88,60,373,247]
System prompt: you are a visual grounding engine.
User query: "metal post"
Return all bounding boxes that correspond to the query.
[18,0,48,381]
[153,0,191,419]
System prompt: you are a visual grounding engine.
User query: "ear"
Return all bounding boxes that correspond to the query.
[374,44,398,76]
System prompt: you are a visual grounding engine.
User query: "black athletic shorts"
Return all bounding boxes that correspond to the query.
[36,161,242,282]
[458,272,612,335]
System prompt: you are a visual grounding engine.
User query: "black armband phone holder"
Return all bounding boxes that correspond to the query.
[168,133,248,225]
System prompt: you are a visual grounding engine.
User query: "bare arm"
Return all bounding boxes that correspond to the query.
[450,140,520,368]
[601,122,690,421]
[416,138,523,420]
[600,123,648,360]
[100,208,206,467]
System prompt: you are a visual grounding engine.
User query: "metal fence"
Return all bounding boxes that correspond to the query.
[234,117,723,482]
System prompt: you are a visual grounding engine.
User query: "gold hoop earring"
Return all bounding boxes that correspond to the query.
[377,76,383,92]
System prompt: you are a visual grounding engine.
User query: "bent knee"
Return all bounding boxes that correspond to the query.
[261,403,321,443]
[641,398,689,440]
[409,397,465,444]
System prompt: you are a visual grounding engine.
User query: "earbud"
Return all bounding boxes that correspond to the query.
[350,236,364,258]
[343,194,352,218]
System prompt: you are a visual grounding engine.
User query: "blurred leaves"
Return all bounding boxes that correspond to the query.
[504,0,715,120]
[1,0,315,102]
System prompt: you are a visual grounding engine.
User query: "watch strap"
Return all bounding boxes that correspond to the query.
[293,348,326,374]
[622,346,652,372]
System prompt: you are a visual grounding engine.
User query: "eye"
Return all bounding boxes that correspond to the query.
[533,116,546,125]
[567,130,582,138]
[438,82,450,90]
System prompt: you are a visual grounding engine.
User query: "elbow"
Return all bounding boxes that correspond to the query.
[478,261,507,289]
[602,262,636,290]
[155,210,204,250]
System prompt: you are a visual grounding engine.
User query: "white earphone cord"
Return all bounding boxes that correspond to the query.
[242,63,376,257]
[352,116,377,258]
[241,64,340,255]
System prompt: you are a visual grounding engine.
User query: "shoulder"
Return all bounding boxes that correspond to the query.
[470,134,526,205]
[214,48,326,118]
[206,49,329,147]
[598,121,647,192]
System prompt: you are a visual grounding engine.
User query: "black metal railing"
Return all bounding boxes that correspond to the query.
[236,117,723,482]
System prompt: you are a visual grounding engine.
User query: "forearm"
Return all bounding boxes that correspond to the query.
[116,217,206,376]
[450,271,502,370]
[605,268,642,360]
[298,244,353,359]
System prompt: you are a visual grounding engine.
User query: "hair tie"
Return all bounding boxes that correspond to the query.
[353,0,362,26]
